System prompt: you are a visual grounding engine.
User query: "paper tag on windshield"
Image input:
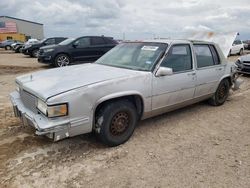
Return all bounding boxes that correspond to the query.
[141,46,159,51]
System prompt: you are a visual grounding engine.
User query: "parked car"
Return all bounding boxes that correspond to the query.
[243,40,250,50]
[14,44,24,53]
[10,40,241,146]
[38,36,118,67]
[229,40,244,56]
[22,37,67,58]
[19,39,39,54]
[235,54,250,74]
[0,39,17,50]
[11,41,24,53]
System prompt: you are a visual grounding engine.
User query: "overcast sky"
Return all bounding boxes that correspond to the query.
[1,0,250,40]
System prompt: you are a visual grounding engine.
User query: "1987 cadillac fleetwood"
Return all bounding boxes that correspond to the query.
[10,40,241,146]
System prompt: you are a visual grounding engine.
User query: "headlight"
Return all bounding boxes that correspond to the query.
[43,48,54,53]
[47,104,68,118]
[15,83,20,92]
[37,99,68,118]
[26,44,32,48]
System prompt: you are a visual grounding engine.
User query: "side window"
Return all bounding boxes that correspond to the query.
[45,38,55,45]
[74,37,90,47]
[209,45,220,65]
[91,37,106,45]
[56,38,65,44]
[194,45,214,68]
[104,37,117,44]
[161,44,192,72]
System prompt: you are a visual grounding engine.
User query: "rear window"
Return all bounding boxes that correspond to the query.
[194,45,214,68]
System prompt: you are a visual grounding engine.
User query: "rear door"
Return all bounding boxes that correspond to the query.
[89,37,108,61]
[193,44,225,98]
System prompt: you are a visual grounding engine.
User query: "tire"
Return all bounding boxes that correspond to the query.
[209,79,230,106]
[239,48,243,55]
[54,54,71,67]
[95,100,138,147]
[31,49,39,57]
[5,45,11,50]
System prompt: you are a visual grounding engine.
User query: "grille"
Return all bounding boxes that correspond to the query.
[243,61,250,67]
[20,89,37,113]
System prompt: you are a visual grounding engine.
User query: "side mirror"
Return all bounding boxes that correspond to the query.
[156,67,173,77]
[72,43,78,48]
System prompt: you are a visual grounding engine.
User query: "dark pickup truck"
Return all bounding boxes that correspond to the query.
[22,37,67,57]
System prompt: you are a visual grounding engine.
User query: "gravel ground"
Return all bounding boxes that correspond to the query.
[0,49,250,188]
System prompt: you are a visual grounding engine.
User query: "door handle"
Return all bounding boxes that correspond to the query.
[187,72,196,76]
[216,67,223,71]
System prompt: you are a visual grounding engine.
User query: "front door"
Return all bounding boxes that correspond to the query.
[71,37,92,62]
[152,44,196,113]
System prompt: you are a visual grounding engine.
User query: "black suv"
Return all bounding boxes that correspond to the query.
[22,37,67,57]
[37,36,118,67]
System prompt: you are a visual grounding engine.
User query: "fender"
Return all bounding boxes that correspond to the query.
[94,90,145,112]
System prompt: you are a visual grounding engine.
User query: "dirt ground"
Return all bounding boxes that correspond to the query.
[0,49,250,188]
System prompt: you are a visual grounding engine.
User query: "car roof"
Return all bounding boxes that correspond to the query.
[141,39,215,45]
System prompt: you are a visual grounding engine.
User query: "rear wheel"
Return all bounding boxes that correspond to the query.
[95,100,138,147]
[209,79,230,106]
[54,54,71,67]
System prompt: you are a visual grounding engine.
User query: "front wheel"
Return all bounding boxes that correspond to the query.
[95,100,138,147]
[209,79,230,106]
[54,54,71,67]
[31,49,39,57]
[5,45,11,50]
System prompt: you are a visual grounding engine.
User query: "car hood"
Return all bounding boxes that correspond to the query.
[16,63,145,101]
[239,54,250,61]
[187,32,238,58]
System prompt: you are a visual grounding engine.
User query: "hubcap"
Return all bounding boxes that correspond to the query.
[110,112,130,136]
[218,84,226,101]
[33,50,38,57]
[57,55,69,67]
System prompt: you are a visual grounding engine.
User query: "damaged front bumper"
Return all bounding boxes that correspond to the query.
[10,91,81,141]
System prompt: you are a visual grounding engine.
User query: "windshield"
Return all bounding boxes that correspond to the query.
[96,42,167,71]
[59,38,75,45]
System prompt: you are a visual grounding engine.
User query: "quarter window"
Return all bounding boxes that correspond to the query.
[209,45,220,65]
[161,44,192,72]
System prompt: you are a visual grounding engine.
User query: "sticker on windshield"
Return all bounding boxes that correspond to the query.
[145,61,152,64]
[141,46,159,51]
